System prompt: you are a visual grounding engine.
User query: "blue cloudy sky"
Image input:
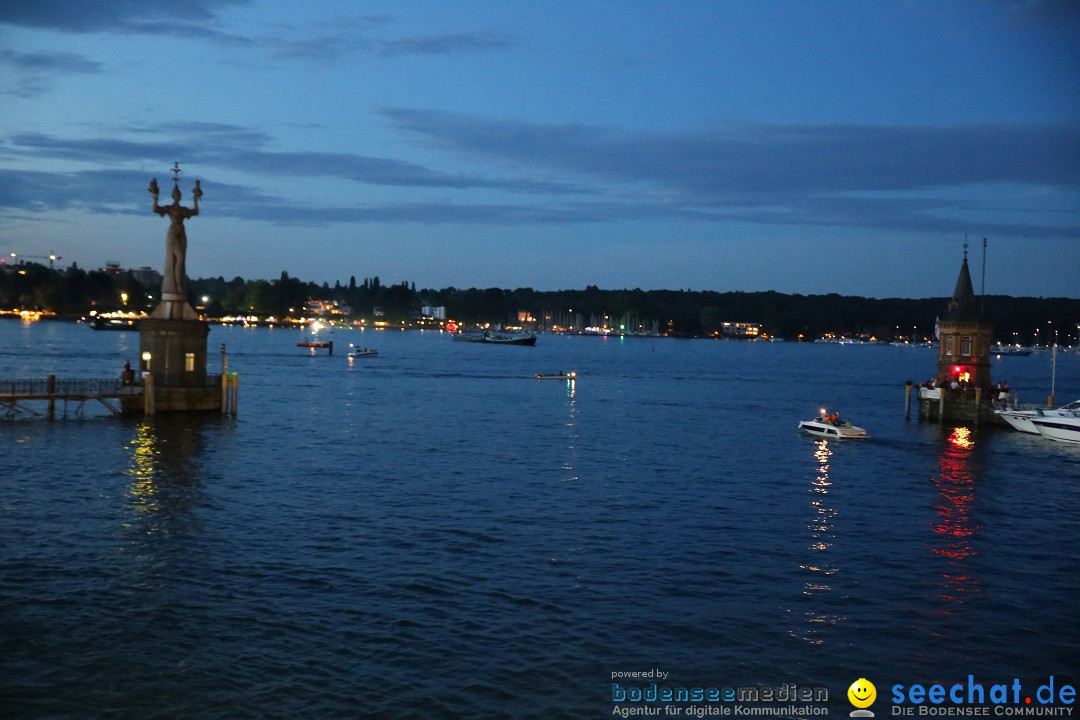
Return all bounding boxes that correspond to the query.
[1,0,1077,297]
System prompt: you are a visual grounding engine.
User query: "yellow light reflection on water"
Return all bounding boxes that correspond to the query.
[948,426,974,450]
[561,377,579,481]
[794,439,843,645]
[125,422,161,524]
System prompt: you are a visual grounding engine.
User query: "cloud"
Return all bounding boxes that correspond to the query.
[990,0,1080,31]
[0,0,254,43]
[2,115,1077,240]
[0,168,154,213]
[378,109,1080,202]
[4,128,580,195]
[0,49,103,97]
[0,49,102,74]
[374,32,517,57]
[0,167,629,228]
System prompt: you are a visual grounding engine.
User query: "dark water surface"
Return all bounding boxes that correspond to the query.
[2,322,1078,719]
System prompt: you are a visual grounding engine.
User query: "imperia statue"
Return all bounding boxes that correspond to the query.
[149,163,202,297]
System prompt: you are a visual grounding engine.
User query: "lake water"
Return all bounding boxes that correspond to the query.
[2,321,1078,719]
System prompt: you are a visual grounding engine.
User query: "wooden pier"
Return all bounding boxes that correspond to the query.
[1,376,137,419]
[1,374,231,419]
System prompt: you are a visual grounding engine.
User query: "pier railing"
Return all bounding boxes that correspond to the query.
[0,377,128,396]
[0,375,223,396]
[2,374,226,419]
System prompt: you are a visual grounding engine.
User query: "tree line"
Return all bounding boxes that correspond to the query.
[2,262,1077,343]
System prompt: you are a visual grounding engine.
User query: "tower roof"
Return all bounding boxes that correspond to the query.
[941,252,984,323]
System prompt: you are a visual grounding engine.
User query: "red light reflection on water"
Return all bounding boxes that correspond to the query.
[929,426,983,607]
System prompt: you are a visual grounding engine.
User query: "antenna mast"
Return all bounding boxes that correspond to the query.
[981,237,987,297]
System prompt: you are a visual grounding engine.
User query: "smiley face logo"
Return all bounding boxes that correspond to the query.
[848,678,876,709]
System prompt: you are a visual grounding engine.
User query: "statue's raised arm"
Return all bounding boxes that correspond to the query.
[190,179,202,217]
[149,178,164,215]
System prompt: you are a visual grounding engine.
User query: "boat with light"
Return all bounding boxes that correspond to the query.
[1030,413,1080,444]
[535,371,576,380]
[297,320,335,352]
[993,344,1032,357]
[87,312,144,330]
[798,411,868,439]
[89,316,140,331]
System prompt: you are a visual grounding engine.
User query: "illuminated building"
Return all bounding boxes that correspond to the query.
[935,250,992,389]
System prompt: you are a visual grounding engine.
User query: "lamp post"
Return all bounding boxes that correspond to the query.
[8,251,62,268]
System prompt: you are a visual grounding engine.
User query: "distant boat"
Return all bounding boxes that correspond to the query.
[453,330,537,346]
[298,321,334,352]
[348,345,378,358]
[536,371,576,380]
[88,315,140,331]
[993,344,1032,357]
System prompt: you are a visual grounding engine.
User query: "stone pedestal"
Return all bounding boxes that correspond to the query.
[917,387,1007,426]
[138,307,221,413]
[140,316,208,388]
[151,293,200,321]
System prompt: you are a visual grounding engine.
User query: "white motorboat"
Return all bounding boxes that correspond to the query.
[798,411,869,439]
[1030,413,1080,444]
[348,344,378,358]
[995,400,1080,434]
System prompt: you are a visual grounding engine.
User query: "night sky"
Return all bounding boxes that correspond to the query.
[2,0,1077,297]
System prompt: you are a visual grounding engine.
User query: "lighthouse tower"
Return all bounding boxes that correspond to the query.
[935,249,993,390]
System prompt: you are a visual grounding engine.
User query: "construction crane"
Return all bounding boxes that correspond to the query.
[6,252,62,268]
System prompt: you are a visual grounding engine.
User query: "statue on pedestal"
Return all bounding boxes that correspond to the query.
[148,163,202,320]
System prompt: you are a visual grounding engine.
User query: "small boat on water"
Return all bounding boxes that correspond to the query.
[1030,413,1080,444]
[298,321,334,352]
[86,312,144,330]
[348,345,378,358]
[993,344,1032,357]
[453,330,537,346]
[536,371,576,380]
[89,316,140,331]
[994,399,1080,434]
[798,410,869,439]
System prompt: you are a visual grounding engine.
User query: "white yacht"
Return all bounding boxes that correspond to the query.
[1030,413,1080,444]
[995,400,1080,435]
